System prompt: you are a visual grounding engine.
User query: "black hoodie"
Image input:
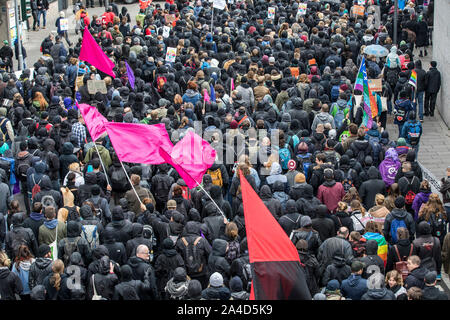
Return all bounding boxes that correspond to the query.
[208,238,231,286]
[259,185,282,220]
[58,221,92,266]
[358,166,386,210]
[88,256,119,300]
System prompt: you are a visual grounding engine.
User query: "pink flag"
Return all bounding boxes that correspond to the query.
[105,123,173,164]
[77,102,108,141]
[203,89,210,103]
[160,131,216,189]
[231,78,235,91]
[79,27,115,78]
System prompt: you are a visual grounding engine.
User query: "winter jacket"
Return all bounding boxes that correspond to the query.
[341,274,368,300]
[317,236,353,273]
[404,266,428,289]
[422,286,448,300]
[291,228,322,256]
[155,238,185,294]
[322,255,352,286]
[0,267,23,300]
[5,223,39,260]
[259,185,282,221]
[57,221,92,266]
[330,211,354,234]
[361,288,396,300]
[383,209,416,244]
[125,185,154,217]
[317,180,346,213]
[105,207,133,245]
[23,212,45,240]
[126,256,159,299]
[208,239,231,285]
[33,176,63,209]
[87,256,119,300]
[28,257,53,290]
[311,112,336,131]
[386,239,416,272]
[278,200,302,236]
[359,167,387,210]
[38,219,67,246]
[425,67,441,94]
[201,285,231,300]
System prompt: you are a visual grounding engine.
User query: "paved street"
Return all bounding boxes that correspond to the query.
[19,3,450,297]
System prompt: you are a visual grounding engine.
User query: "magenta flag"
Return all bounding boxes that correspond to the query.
[160,131,216,189]
[79,27,115,78]
[105,122,173,164]
[77,102,108,141]
[231,78,235,91]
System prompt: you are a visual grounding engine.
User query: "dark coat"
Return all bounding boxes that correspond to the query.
[358,167,387,210]
[28,257,53,290]
[208,239,231,286]
[341,274,368,300]
[126,256,159,299]
[0,267,23,300]
[404,266,428,290]
[425,67,441,94]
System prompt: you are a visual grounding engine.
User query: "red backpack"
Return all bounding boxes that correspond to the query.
[404,177,419,205]
[394,244,414,281]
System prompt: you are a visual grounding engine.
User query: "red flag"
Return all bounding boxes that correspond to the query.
[240,172,312,300]
[79,27,115,78]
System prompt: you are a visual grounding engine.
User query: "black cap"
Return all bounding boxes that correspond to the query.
[394,196,405,209]
[425,271,437,284]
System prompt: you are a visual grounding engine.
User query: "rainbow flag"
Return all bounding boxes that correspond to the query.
[409,70,417,88]
[363,232,388,267]
[354,57,377,128]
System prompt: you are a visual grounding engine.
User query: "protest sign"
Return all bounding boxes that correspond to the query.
[60,18,69,31]
[368,79,382,92]
[165,47,177,63]
[87,80,107,94]
[268,7,275,19]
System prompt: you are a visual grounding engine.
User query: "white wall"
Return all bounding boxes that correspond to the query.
[433,1,450,128]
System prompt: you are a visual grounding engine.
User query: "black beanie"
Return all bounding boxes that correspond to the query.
[395,196,405,209]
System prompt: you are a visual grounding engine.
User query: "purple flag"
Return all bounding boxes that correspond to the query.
[125,61,135,90]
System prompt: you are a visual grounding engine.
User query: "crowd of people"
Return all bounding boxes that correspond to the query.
[0,0,448,301]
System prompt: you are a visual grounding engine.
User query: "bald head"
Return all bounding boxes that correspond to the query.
[136,245,150,260]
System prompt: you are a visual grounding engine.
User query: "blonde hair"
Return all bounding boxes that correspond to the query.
[68,162,80,172]
[0,251,11,267]
[375,194,385,206]
[50,259,64,291]
[337,201,348,212]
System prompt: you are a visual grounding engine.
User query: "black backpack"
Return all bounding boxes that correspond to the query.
[111,167,128,192]
[0,159,10,181]
[63,237,81,266]
[65,206,80,222]
[16,157,31,182]
[154,176,171,202]
[180,236,204,275]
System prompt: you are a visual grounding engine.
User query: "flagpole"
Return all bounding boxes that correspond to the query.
[93,142,111,186]
[159,147,227,220]
[119,159,144,206]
